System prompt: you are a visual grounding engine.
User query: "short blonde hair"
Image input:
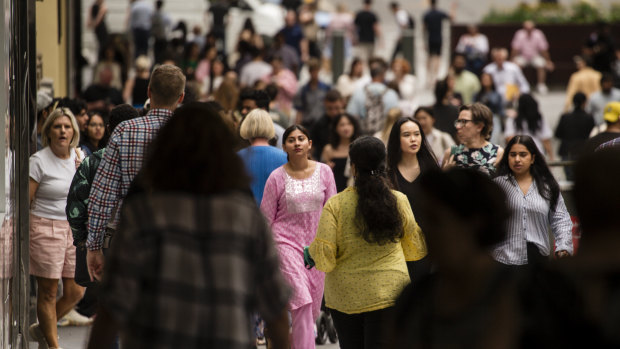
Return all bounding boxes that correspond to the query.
[239,109,275,140]
[41,108,80,148]
[135,55,152,72]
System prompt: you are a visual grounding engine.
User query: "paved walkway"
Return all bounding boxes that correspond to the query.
[30,325,341,349]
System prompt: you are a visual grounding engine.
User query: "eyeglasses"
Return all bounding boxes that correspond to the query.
[454,119,474,127]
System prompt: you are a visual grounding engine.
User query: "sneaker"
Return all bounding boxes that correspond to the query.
[537,83,548,94]
[29,323,49,349]
[58,309,93,326]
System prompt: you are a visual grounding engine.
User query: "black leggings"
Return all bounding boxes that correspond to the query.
[329,307,394,349]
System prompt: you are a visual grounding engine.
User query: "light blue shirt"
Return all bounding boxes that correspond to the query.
[130,0,154,31]
[238,146,287,205]
[346,82,399,121]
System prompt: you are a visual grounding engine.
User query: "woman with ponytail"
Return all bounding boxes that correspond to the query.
[307,136,427,349]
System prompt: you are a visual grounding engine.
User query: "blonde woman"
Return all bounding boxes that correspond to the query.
[29,108,85,349]
[237,109,287,205]
[122,55,152,107]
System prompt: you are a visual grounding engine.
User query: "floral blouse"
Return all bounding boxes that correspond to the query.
[451,143,500,176]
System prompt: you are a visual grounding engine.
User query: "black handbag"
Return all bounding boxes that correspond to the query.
[74,242,96,287]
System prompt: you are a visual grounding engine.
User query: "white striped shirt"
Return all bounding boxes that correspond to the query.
[492,175,573,265]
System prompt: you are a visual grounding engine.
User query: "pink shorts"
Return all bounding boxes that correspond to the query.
[29,214,76,279]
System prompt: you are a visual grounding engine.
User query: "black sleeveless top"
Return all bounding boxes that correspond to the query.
[132,77,150,107]
[91,4,108,45]
[331,157,348,192]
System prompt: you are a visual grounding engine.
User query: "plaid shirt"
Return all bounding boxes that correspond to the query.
[101,191,290,349]
[86,109,172,250]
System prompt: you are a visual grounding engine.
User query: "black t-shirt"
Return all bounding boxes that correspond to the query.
[555,110,595,156]
[208,3,229,29]
[354,10,378,43]
[423,9,449,44]
[581,131,620,156]
[132,78,150,107]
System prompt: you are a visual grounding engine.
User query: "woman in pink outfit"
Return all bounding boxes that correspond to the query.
[261,125,337,348]
[263,56,298,118]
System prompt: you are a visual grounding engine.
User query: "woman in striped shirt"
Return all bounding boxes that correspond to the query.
[492,135,573,265]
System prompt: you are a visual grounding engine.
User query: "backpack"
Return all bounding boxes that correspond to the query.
[363,85,388,135]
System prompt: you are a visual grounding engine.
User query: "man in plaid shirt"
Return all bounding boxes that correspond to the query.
[88,192,292,349]
[86,65,186,281]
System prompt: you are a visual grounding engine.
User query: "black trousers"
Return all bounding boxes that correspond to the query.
[132,28,150,58]
[527,242,547,264]
[329,307,393,349]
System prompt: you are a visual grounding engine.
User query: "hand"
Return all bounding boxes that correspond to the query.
[443,154,457,170]
[87,249,105,281]
[555,250,569,259]
[546,61,555,72]
[75,148,85,169]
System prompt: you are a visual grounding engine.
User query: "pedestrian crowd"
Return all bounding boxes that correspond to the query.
[26,0,620,348]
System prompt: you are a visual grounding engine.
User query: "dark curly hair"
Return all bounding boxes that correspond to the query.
[386,116,439,190]
[495,135,560,211]
[349,136,403,245]
[329,114,360,148]
[141,102,249,194]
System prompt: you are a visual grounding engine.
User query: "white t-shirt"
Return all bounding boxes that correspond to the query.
[29,147,76,220]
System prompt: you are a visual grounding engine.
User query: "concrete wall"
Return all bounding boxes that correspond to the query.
[37,0,68,97]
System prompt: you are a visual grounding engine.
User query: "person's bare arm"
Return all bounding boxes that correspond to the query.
[321,145,335,168]
[449,1,458,21]
[93,4,107,28]
[542,139,554,162]
[300,38,309,63]
[442,148,454,169]
[541,50,554,71]
[29,178,38,205]
[495,146,504,167]
[122,78,135,103]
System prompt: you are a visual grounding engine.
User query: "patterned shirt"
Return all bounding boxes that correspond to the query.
[596,136,620,151]
[309,187,427,314]
[492,175,573,265]
[86,108,172,250]
[451,143,500,176]
[101,191,290,349]
[66,148,105,245]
